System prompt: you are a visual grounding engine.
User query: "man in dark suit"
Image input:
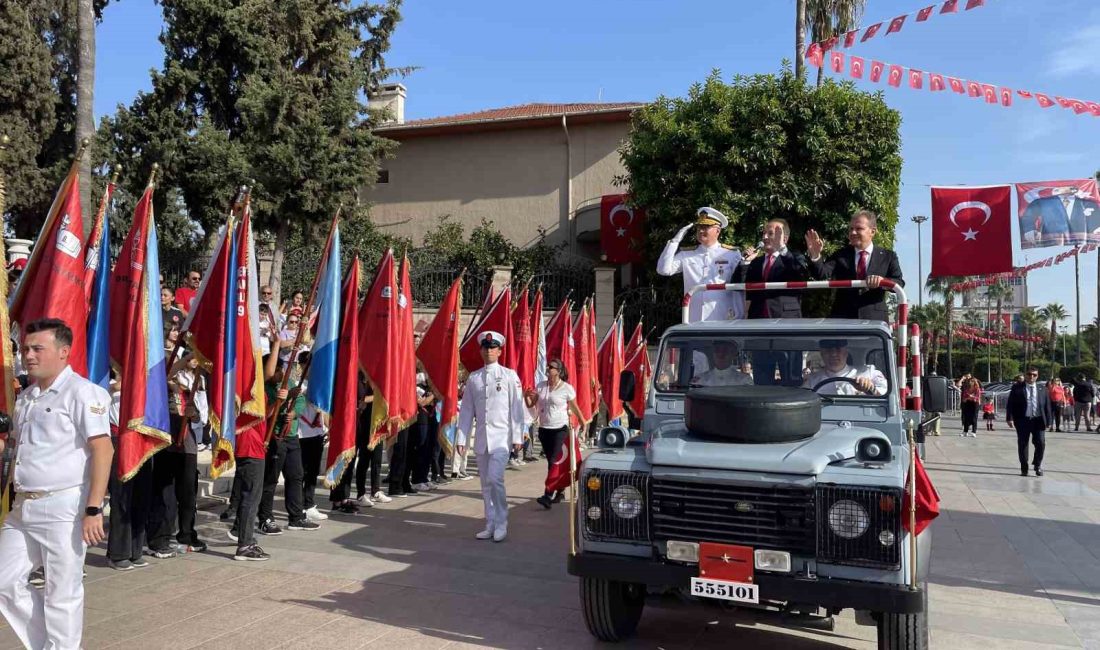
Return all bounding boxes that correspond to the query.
[1006,367,1054,476]
[733,218,810,318]
[805,210,905,322]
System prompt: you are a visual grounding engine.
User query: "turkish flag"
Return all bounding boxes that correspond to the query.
[861,22,882,42]
[821,36,838,51]
[908,69,923,89]
[929,73,945,91]
[1035,93,1055,108]
[544,427,580,494]
[982,84,998,104]
[887,65,903,87]
[887,15,907,34]
[966,81,981,97]
[948,77,965,93]
[417,272,462,432]
[829,50,844,73]
[1017,90,1033,99]
[1070,99,1090,115]
[965,0,984,9]
[1000,87,1013,107]
[623,323,650,421]
[917,5,935,21]
[572,302,595,425]
[869,60,885,82]
[806,42,823,67]
[1055,96,1071,108]
[1085,101,1100,116]
[930,185,1013,277]
[510,286,535,390]
[843,30,858,48]
[850,56,864,79]
[903,456,940,536]
[544,299,575,389]
[941,0,959,13]
[600,194,645,264]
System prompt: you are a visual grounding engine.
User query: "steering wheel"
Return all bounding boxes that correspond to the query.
[811,376,874,395]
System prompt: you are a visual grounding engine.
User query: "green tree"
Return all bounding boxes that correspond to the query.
[620,70,902,272]
[1019,306,1046,366]
[805,0,866,86]
[1039,303,1068,362]
[926,276,969,378]
[99,0,405,298]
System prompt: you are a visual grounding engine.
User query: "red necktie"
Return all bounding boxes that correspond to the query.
[857,250,868,280]
[762,254,774,281]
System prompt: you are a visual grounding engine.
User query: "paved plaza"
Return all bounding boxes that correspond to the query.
[2,419,1100,649]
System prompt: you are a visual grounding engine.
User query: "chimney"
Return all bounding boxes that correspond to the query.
[369,83,406,125]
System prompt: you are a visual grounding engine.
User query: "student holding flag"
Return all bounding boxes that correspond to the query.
[525,358,585,509]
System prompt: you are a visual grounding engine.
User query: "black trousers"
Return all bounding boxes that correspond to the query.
[1013,417,1046,469]
[299,435,325,511]
[538,426,568,497]
[234,457,264,548]
[107,456,153,562]
[388,427,412,494]
[148,449,199,547]
[1052,402,1063,430]
[259,436,305,524]
[961,401,979,432]
[413,419,437,484]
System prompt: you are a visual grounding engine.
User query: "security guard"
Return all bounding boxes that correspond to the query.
[0,318,113,649]
[455,331,527,543]
[657,207,744,323]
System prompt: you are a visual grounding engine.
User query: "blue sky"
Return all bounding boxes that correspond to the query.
[97,0,1099,328]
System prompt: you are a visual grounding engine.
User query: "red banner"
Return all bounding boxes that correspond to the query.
[1016,180,1100,249]
[930,186,1013,277]
[600,195,645,264]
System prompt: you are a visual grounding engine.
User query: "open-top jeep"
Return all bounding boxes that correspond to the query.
[567,280,946,649]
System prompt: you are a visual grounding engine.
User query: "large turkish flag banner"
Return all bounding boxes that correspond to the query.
[930,186,1013,277]
[600,194,645,263]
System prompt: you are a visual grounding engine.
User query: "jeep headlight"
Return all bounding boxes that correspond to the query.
[610,484,643,519]
[827,499,870,539]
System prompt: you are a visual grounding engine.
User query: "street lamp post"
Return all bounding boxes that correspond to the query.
[911,215,928,308]
[1060,325,1068,367]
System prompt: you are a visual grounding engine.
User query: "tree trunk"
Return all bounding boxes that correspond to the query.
[795,0,806,80]
[76,0,96,226]
[267,219,290,305]
[946,305,954,380]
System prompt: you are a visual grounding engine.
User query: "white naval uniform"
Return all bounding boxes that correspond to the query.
[456,363,527,535]
[0,365,111,650]
[657,242,745,322]
[803,365,888,396]
[692,366,753,387]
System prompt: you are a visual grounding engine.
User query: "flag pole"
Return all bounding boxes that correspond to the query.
[907,418,918,588]
[568,419,577,557]
[266,207,341,442]
[0,135,11,526]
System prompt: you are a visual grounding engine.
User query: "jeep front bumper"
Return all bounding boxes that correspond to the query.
[567,551,924,614]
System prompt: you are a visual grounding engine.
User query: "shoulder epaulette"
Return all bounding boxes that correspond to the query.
[679,243,696,251]
[720,243,736,250]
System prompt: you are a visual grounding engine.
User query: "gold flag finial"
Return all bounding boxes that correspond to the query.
[146,162,159,189]
[109,164,122,184]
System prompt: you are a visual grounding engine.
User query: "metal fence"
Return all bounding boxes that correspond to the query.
[617,284,682,343]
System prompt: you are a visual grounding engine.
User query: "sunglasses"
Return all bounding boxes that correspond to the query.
[289,320,300,325]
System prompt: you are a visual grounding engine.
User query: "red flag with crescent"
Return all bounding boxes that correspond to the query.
[887,65,904,87]
[941,0,959,13]
[929,73,945,91]
[829,51,844,74]
[861,22,882,42]
[1035,93,1055,108]
[850,56,864,79]
[842,30,858,48]
[917,5,935,21]
[908,69,923,89]
[600,195,645,263]
[887,15,907,34]
[948,77,965,93]
[930,186,1013,277]
[869,60,885,83]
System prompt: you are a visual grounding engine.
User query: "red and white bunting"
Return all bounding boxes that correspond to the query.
[949,243,1100,292]
[816,0,987,52]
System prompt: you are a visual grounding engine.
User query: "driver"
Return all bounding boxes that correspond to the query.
[691,341,752,387]
[803,339,887,396]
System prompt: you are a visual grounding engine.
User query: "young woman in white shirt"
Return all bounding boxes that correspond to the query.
[524,358,585,509]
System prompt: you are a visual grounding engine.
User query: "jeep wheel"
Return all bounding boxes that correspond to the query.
[876,585,928,650]
[580,577,645,642]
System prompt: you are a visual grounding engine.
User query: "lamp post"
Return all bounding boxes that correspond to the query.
[911,215,928,308]
[1060,325,1068,367]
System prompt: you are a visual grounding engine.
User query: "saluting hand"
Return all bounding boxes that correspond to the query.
[805,230,824,259]
[672,223,693,243]
[83,514,106,546]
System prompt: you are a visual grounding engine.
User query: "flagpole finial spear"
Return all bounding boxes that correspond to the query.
[109,164,121,184]
[146,163,159,189]
[77,138,91,159]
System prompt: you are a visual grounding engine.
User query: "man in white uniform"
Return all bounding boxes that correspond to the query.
[803,339,887,396]
[455,331,527,543]
[0,318,113,649]
[692,341,752,387]
[657,207,744,323]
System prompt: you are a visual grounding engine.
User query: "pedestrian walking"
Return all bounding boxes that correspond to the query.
[1006,366,1054,477]
[960,377,982,437]
[1072,374,1095,432]
[455,331,527,542]
[524,358,585,510]
[1047,377,1065,432]
[0,319,113,649]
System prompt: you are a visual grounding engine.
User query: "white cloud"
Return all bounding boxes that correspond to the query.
[1047,22,1100,77]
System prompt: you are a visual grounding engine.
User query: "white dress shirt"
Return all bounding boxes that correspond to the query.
[693,366,753,387]
[657,241,745,322]
[12,365,111,492]
[456,362,527,453]
[803,364,888,396]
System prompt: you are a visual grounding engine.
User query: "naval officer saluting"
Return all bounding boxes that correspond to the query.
[657,207,744,323]
[455,331,528,543]
[0,318,113,650]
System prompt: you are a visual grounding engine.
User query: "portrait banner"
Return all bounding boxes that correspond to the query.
[1015,179,1100,249]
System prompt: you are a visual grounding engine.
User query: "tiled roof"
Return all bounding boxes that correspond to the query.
[395,102,643,128]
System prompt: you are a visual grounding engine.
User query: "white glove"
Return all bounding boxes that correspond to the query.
[671,223,693,244]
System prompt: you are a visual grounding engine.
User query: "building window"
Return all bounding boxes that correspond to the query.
[377,169,390,184]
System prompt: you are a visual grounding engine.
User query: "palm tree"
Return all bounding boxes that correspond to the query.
[1040,303,1068,363]
[912,302,947,373]
[76,0,96,218]
[926,275,968,379]
[805,0,867,86]
[796,0,807,80]
[985,281,1013,381]
[1019,307,1046,366]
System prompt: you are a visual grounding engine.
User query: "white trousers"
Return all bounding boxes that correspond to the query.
[0,487,87,650]
[476,449,509,533]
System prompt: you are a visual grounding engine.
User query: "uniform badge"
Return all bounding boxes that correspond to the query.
[496,382,502,392]
[90,403,107,415]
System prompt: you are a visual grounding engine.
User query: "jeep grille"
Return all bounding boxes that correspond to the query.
[816,485,903,569]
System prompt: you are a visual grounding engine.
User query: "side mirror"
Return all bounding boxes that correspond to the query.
[922,375,948,413]
[619,370,636,403]
[598,425,630,449]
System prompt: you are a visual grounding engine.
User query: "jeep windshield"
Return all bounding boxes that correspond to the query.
[654,333,892,398]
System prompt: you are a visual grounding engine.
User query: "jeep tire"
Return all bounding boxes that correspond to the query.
[876,584,928,649]
[686,386,820,443]
[580,577,645,642]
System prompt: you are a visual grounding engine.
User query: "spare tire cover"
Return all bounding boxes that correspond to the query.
[685,385,821,443]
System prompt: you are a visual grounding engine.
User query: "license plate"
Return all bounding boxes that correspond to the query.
[689,577,759,604]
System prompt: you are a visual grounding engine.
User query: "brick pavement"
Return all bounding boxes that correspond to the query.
[1,419,1098,648]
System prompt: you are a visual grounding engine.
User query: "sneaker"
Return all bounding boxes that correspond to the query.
[305,506,329,521]
[372,491,392,504]
[287,519,320,531]
[149,546,177,559]
[457,472,474,481]
[516,458,526,466]
[131,557,150,568]
[233,544,270,562]
[412,482,432,491]
[404,486,420,496]
[257,520,283,536]
[389,491,408,499]
[28,568,45,588]
[357,494,374,507]
[507,458,520,467]
[336,501,359,514]
[536,495,552,510]
[182,540,208,553]
[108,559,134,571]
[493,528,508,543]
[552,491,565,504]
[451,472,460,479]
[475,528,494,540]
[219,509,232,521]
[227,528,239,542]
